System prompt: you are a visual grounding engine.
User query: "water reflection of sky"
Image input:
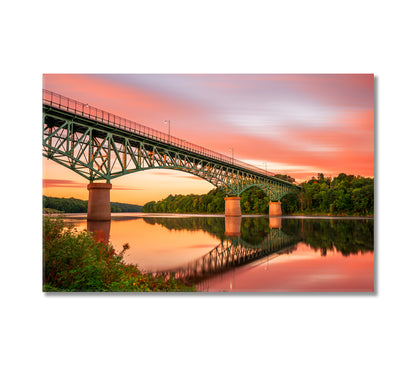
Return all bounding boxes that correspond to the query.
[198,242,373,292]
[67,216,220,272]
[63,214,374,292]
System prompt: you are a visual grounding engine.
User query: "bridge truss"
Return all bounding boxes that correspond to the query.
[154,228,300,284]
[42,90,299,201]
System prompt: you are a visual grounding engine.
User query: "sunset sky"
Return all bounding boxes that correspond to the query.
[43,74,374,205]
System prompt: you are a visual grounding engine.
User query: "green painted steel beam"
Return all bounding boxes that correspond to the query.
[43,103,300,200]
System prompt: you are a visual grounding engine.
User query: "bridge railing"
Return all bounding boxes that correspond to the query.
[43,89,287,181]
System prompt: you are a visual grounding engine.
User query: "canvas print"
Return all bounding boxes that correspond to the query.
[42,74,374,292]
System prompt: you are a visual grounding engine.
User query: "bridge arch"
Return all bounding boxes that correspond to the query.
[238,183,273,199]
[43,90,300,219]
[238,182,296,202]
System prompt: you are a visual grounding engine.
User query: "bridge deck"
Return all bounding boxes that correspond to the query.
[43,89,297,187]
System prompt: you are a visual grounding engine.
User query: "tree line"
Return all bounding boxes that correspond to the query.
[142,187,270,215]
[281,173,374,216]
[143,173,374,216]
[43,196,143,213]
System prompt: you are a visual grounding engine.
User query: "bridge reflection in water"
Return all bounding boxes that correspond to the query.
[153,216,301,285]
[83,214,373,288]
[80,215,374,290]
[84,214,300,283]
[87,220,111,243]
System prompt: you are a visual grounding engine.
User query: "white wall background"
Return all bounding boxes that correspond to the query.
[1,1,414,373]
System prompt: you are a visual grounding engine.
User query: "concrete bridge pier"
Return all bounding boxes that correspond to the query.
[269,201,282,216]
[87,183,112,221]
[224,196,241,216]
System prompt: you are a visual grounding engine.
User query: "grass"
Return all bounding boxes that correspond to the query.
[43,215,195,292]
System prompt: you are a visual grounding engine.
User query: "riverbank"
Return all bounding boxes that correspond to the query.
[43,216,195,292]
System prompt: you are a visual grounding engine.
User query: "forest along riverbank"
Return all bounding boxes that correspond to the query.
[142,174,374,216]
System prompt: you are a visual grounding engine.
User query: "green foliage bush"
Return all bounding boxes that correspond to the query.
[43,216,194,292]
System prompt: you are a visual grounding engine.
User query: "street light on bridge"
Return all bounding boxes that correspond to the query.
[164,120,171,143]
[229,147,234,164]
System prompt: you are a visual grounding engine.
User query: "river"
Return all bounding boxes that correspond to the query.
[62,213,374,292]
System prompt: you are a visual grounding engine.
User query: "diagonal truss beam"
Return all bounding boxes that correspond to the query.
[43,105,300,200]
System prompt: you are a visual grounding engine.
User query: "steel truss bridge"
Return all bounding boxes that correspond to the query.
[42,90,299,200]
[154,228,300,284]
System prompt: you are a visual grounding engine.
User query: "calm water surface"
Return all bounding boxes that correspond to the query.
[63,213,374,292]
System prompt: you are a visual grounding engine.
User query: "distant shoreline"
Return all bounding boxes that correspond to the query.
[44,212,373,220]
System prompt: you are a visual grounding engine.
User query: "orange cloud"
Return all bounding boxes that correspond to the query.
[43,179,142,191]
[43,179,85,189]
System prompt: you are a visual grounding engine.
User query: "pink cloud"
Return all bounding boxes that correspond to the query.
[43,74,213,133]
[43,74,374,191]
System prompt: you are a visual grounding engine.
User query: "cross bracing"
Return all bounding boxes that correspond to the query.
[43,90,300,201]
